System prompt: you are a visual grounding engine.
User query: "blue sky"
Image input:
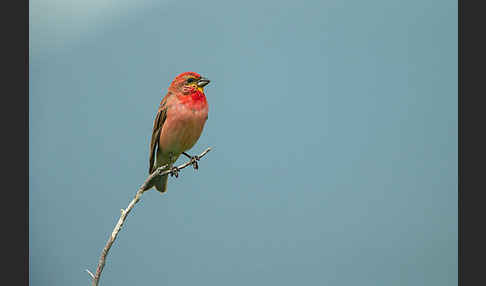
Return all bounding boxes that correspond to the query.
[30,0,457,285]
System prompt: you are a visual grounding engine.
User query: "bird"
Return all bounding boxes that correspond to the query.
[148,72,210,193]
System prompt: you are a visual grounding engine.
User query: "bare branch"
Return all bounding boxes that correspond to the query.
[88,147,212,286]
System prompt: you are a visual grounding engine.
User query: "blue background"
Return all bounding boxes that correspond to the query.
[30,0,457,285]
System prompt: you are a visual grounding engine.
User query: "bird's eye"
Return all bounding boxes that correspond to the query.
[186,78,196,84]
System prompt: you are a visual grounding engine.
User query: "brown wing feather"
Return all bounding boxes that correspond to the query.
[149,98,168,174]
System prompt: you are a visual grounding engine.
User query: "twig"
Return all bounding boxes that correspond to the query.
[86,147,212,286]
[85,269,95,279]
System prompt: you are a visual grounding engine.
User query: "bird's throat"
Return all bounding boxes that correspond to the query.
[179,90,207,110]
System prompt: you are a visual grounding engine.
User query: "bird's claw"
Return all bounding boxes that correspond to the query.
[190,155,200,170]
[170,166,180,178]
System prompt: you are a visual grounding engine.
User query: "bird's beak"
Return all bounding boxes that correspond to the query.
[197,77,210,87]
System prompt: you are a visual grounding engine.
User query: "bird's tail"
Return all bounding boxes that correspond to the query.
[153,173,169,193]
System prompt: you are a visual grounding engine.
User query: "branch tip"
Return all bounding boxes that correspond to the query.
[86,269,95,279]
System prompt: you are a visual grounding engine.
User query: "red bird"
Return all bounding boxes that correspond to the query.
[148,72,210,193]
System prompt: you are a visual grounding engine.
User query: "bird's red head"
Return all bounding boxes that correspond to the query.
[168,71,210,96]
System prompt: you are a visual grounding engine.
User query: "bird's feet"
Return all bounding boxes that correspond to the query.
[190,155,200,170]
[170,166,180,178]
[183,152,200,170]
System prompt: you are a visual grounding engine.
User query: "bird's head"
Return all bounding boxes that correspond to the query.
[168,71,210,96]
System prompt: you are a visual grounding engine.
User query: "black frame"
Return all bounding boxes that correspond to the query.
[4,0,483,285]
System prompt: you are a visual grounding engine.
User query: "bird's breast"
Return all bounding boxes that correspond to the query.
[158,101,208,155]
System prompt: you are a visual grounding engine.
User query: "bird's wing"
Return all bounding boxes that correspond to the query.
[149,97,169,174]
